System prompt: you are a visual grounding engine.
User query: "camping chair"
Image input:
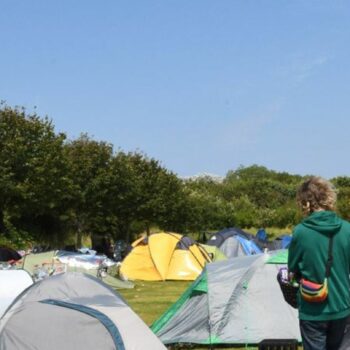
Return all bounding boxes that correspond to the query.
[97,261,108,279]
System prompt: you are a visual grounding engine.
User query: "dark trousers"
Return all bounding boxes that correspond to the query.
[300,317,348,350]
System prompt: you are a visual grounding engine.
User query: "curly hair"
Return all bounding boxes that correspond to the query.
[296,176,337,214]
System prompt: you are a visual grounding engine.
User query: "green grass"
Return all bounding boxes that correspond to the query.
[119,280,191,326]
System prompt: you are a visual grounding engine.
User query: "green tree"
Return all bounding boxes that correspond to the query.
[0,105,72,246]
[223,165,301,227]
[64,134,114,246]
[182,176,235,232]
[332,177,350,221]
[107,152,189,240]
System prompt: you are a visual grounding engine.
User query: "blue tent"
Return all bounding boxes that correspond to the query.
[256,228,268,242]
[274,234,292,249]
[254,230,292,251]
[206,228,262,258]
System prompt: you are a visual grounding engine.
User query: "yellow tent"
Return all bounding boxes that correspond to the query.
[120,233,212,281]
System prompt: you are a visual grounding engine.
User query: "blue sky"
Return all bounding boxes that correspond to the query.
[1,1,349,178]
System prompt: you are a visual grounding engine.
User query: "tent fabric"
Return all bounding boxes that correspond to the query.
[340,319,350,350]
[274,235,292,249]
[257,234,293,251]
[23,251,134,289]
[207,228,262,258]
[120,233,211,281]
[40,299,126,350]
[256,228,268,242]
[0,270,33,318]
[199,244,227,261]
[56,251,116,269]
[266,249,288,264]
[0,247,22,262]
[22,251,57,274]
[0,272,165,350]
[152,252,301,345]
[235,235,262,255]
[207,227,254,246]
[149,233,180,280]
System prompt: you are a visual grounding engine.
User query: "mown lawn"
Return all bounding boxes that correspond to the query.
[119,280,191,326]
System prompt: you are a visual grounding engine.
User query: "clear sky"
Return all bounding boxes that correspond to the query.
[1,1,349,179]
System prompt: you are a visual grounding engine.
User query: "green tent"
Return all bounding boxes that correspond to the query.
[200,244,227,261]
[152,252,300,345]
[266,249,288,264]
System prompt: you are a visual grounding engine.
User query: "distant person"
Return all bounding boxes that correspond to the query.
[92,234,113,258]
[288,177,350,350]
[101,235,114,259]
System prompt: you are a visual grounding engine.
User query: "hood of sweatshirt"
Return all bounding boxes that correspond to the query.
[301,210,342,235]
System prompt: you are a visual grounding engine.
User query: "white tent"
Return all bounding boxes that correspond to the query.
[0,270,33,318]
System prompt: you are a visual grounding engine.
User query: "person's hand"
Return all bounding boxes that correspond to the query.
[289,272,295,281]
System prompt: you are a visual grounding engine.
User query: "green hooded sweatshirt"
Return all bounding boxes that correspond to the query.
[288,210,350,321]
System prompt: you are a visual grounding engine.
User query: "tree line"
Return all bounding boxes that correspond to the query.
[1,104,350,248]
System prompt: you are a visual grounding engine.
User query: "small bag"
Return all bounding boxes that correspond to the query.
[300,278,328,302]
[277,267,299,309]
[299,234,333,303]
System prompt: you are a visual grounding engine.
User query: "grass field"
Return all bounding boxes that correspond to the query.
[119,280,191,326]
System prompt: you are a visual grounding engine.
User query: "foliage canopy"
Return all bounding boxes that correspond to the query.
[1,104,349,248]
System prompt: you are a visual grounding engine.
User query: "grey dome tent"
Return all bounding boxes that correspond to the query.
[0,272,165,350]
[206,227,262,258]
[152,252,301,346]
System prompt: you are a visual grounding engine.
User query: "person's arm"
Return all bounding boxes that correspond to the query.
[288,230,302,278]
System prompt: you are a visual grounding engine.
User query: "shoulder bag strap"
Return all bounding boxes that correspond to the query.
[325,235,334,278]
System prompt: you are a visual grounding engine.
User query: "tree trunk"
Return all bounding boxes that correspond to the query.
[124,226,130,244]
[146,222,151,236]
[0,209,7,234]
[75,220,83,248]
[76,229,83,248]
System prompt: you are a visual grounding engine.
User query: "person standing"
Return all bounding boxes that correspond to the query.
[288,176,350,350]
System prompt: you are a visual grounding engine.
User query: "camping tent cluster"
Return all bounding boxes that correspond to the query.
[206,227,293,258]
[1,229,307,349]
[118,229,267,282]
